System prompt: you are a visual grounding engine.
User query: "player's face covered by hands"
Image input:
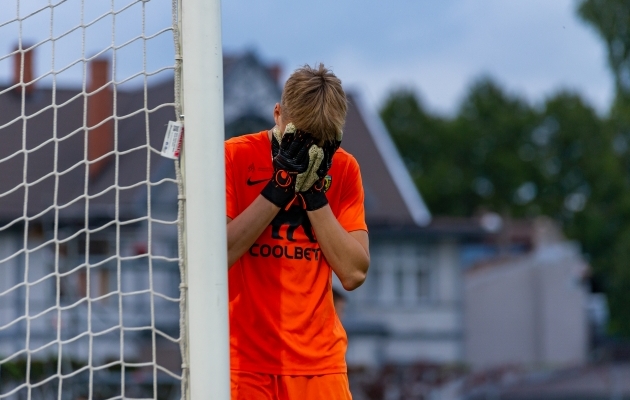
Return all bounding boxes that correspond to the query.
[316,133,342,181]
[265,124,343,210]
[261,123,315,208]
[297,130,342,210]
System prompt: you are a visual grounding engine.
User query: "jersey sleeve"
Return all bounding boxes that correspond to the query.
[225,144,238,220]
[336,156,368,233]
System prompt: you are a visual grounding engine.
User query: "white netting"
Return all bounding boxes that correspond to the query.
[0,0,187,399]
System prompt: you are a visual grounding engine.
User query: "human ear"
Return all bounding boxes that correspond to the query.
[273,103,281,123]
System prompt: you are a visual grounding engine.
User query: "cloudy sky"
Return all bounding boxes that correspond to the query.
[223,0,612,115]
[1,0,612,116]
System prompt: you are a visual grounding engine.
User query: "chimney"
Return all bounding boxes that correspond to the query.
[268,64,282,85]
[87,58,114,179]
[13,44,35,97]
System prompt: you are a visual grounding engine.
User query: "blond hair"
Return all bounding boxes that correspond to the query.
[281,64,347,145]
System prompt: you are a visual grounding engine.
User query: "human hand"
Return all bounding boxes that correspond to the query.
[297,132,343,211]
[261,123,315,208]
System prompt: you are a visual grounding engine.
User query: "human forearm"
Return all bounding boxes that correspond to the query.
[226,195,280,268]
[308,205,370,290]
[225,125,317,268]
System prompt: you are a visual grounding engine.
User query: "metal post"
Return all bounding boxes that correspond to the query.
[180,0,229,398]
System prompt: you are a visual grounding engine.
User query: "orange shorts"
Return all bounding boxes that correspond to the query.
[230,370,352,400]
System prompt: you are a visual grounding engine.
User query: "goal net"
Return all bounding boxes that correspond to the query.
[0,1,190,398]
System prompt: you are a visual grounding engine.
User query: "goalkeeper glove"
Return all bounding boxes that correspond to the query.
[261,123,315,208]
[297,132,342,211]
[271,125,282,158]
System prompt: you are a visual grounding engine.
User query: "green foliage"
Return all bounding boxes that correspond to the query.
[380,0,630,339]
[380,78,630,336]
[577,0,630,336]
[578,0,630,103]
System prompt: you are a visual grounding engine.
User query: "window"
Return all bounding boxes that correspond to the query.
[367,244,434,306]
[416,268,430,301]
[78,238,110,255]
[395,267,405,302]
[364,267,380,304]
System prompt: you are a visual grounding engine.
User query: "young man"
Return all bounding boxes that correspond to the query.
[225,64,369,400]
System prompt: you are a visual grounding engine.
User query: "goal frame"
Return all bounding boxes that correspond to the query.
[180,0,230,398]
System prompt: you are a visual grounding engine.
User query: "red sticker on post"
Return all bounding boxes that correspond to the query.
[161,121,184,159]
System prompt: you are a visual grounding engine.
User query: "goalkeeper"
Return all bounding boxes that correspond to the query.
[225,64,369,400]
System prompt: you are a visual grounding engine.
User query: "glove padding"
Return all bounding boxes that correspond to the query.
[271,126,282,158]
[295,145,324,192]
[261,123,315,208]
[297,131,343,211]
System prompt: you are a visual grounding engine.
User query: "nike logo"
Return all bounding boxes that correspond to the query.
[246,177,269,186]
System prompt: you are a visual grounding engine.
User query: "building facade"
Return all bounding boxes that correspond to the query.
[0,50,595,396]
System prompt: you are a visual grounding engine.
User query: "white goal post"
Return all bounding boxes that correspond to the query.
[180,0,230,399]
[0,0,229,398]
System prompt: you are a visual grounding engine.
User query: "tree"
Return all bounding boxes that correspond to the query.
[381,1,630,335]
[381,80,630,336]
[579,0,630,104]
[578,0,630,336]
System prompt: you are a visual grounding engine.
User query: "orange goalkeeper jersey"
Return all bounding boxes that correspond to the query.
[225,130,367,375]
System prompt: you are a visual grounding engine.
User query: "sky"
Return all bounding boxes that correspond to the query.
[222,0,612,116]
[0,0,613,116]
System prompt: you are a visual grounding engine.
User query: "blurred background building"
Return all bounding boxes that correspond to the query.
[3,21,630,396]
[0,49,181,397]
[215,50,628,399]
[218,51,625,398]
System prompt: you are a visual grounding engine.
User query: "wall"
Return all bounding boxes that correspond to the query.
[464,242,589,370]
